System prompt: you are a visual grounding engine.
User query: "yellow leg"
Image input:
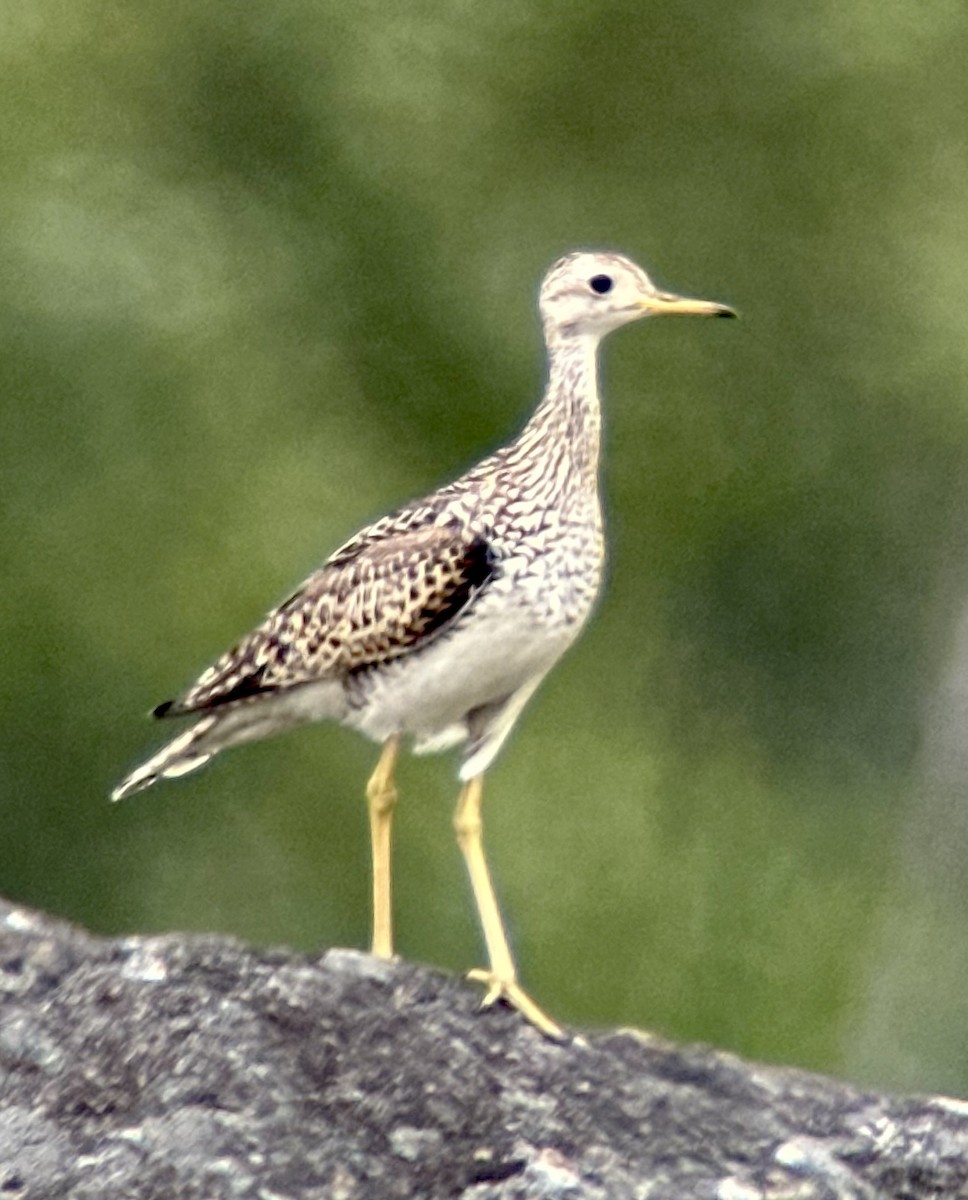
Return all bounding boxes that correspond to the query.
[366,735,400,959]
[453,775,565,1040]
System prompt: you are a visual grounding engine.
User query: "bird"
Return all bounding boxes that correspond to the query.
[112,250,736,1039]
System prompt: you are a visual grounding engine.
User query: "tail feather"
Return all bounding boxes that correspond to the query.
[111,716,218,801]
[111,679,346,802]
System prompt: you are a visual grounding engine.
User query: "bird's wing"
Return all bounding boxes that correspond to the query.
[155,517,496,716]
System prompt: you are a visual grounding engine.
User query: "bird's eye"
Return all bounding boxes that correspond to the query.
[589,274,613,295]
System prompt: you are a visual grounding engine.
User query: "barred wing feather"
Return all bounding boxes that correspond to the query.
[155,520,496,717]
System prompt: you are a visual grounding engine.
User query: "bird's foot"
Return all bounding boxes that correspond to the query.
[466,968,567,1041]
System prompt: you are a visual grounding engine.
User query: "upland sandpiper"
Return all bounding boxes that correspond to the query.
[113,251,735,1038]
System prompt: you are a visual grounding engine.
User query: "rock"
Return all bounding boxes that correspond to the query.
[1,898,965,1199]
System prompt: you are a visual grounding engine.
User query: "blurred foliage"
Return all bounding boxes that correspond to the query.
[4,0,968,1093]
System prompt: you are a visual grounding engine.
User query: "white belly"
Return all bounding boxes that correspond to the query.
[344,595,584,753]
[343,509,603,772]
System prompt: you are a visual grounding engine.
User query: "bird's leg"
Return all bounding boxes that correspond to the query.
[366,735,400,959]
[453,774,565,1040]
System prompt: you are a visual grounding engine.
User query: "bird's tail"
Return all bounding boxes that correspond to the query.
[111,681,345,802]
[111,715,220,801]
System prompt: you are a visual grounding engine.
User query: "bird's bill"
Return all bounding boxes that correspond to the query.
[635,292,737,319]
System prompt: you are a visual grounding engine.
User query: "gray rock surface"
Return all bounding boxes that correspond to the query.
[1,897,966,1199]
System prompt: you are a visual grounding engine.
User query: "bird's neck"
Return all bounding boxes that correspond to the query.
[511,332,602,499]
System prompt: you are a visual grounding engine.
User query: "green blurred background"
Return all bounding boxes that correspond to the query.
[4,0,968,1094]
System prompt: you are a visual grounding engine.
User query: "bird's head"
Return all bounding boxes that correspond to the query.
[539,250,736,343]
